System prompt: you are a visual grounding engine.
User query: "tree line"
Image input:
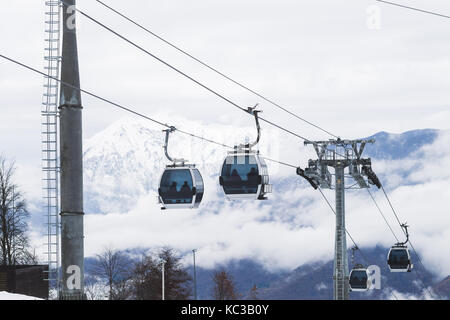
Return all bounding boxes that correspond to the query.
[0,154,258,300]
[86,247,258,300]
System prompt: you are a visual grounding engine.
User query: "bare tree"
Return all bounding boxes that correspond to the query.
[84,275,108,300]
[91,247,133,300]
[0,156,34,266]
[212,269,240,300]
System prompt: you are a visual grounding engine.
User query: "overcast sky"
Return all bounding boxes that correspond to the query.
[0,0,450,285]
[1,0,450,164]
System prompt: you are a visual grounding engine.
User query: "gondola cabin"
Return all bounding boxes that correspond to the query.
[219,151,271,200]
[158,165,204,210]
[387,246,413,272]
[349,266,369,292]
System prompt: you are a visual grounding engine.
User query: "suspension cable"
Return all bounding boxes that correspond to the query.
[0,53,300,170]
[317,187,370,265]
[3,52,406,299]
[379,184,436,299]
[64,2,311,142]
[367,188,400,243]
[319,187,403,300]
[376,0,450,20]
[94,0,339,139]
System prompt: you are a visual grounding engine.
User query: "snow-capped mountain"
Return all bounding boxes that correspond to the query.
[364,129,438,160]
[71,118,450,299]
[83,118,168,214]
[83,116,300,214]
[188,246,441,300]
[82,117,440,215]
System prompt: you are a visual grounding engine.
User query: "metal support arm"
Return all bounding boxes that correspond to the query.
[163,127,187,165]
[362,164,381,189]
[237,104,261,150]
[296,167,319,189]
[396,223,410,246]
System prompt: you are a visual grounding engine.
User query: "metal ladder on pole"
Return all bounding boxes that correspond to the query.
[42,0,62,299]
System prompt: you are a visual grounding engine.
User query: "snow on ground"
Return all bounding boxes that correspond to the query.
[0,291,43,300]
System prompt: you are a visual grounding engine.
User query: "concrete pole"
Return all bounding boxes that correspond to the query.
[59,0,85,300]
[193,249,197,300]
[333,164,349,300]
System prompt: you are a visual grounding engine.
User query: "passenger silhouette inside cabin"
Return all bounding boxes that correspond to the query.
[169,181,178,195]
[230,169,242,182]
[247,167,258,179]
[246,167,258,186]
[180,181,192,194]
[248,167,257,176]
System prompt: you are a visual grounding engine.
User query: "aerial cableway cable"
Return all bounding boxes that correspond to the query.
[365,176,435,298]
[381,183,428,265]
[372,3,448,292]
[376,0,450,20]
[365,177,436,298]
[62,2,311,142]
[94,0,339,139]
[89,0,439,296]
[3,0,438,300]
[2,52,396,298]
[0,54,296,169]
[319,187,405,300]
[317,187,370,265]
[367,188,400,243]
[318,186,401,299]
[2,49,379,294]
[378,183,435,298]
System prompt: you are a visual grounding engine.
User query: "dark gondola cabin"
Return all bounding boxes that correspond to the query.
[387,223,413,272]
[349,266,369,292]
[158,127,204,210]
[158,166,204,210]
[219,152,271,200]
[387,246,413,272]
[218,106,271,201]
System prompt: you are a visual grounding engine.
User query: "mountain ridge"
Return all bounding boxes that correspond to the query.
[34,118,449,299]
[82,117,442,215]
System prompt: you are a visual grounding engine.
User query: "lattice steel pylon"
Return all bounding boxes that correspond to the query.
[42,0,62,299]
[298,138,381,300]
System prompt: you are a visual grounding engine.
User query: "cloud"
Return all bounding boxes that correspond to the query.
[315,282,328,291]
[25,120,450,282]
[381,287,438,300]
[81,190,335,272]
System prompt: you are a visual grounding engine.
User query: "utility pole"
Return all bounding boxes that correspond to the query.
[298,138,381,300]
[161,261,165,300]
[192,249,197,300]
[59,0,85,300]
